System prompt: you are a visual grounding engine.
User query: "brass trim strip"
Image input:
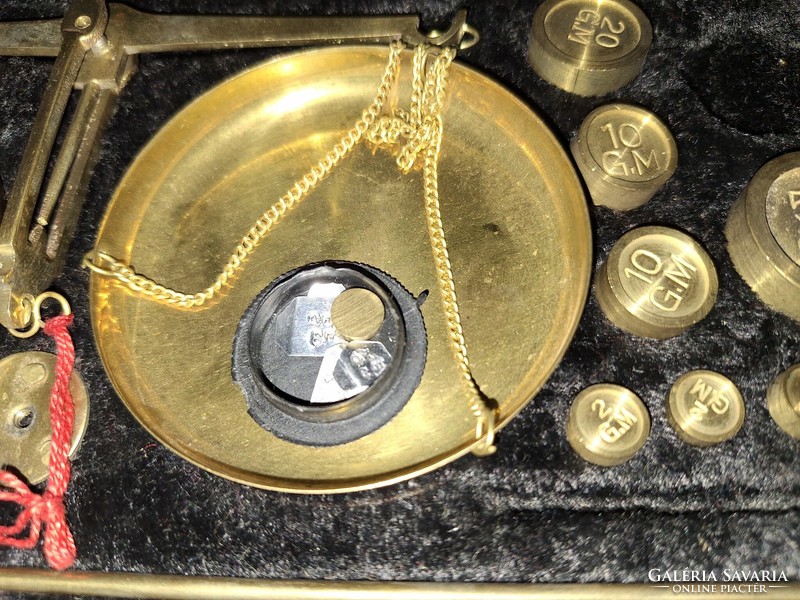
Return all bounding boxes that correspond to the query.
[0,569,795,600]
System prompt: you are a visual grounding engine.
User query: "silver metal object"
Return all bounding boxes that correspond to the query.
[276,284,345,358]
[311,341,392,404]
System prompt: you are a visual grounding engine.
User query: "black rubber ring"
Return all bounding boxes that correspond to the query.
[232,261,427,446]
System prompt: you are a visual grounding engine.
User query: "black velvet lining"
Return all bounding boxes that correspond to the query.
[0,0,798,588]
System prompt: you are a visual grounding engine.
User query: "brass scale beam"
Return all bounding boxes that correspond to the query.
[0,568,796,600]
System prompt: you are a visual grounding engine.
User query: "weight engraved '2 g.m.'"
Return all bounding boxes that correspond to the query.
[567,383,650,466]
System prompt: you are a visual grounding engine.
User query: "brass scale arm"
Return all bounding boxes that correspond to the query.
[0,0,478,331]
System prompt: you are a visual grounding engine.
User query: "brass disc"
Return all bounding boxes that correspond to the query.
[767,363,800,439]
[596,226,718,339]
[89,47,591,492]
[330,288,385,341]
[529,0,652,97]
[726,152,800,320]
[0,351,89,484]
[571,104,678,211]
[566,383,650,467]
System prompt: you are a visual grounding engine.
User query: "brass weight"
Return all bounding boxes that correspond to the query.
[0,352,89,484]
[571,104,678,211]
[596,226,718,339]
[529,0,652,96]
[726,152,800,321]
[666,370,745,447]
[567,383,650,467]
[767,364,800,439]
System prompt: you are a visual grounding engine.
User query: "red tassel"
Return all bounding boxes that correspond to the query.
[0,314,77,570]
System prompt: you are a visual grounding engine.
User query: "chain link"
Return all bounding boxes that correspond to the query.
[84,43,497,454]
[84,42,404,309]
[364,45,496,455]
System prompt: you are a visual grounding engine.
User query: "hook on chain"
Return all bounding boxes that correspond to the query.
[8,292,72,339]
[472,397,498,457]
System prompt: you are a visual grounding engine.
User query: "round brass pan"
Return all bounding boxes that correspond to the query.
[90,47,591,492]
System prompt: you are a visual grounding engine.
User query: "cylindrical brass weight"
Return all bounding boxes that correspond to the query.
[529,0,652,96]
[726,152,800,321]
[596,226,718,339]
[767,364,800,439]
[567,383,650,467]
[667,370,745,447]
[571,104,678,211]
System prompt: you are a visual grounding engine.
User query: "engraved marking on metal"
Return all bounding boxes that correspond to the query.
[544,0,641,62]
[254,270,401,405]
[687,378,730,418]
[529,0,652,97]
[598,226,718,338]
[566,11,626,49]
[589,112,673,184]
[571,104,677,210]
[765,167,800,265]
[275,283,345,357]
[310,341,392,404]
[599,121,661,179]
[619,242,703,319]
[567,383,650,466]
[667,370,744,447]
[590,396,639,443]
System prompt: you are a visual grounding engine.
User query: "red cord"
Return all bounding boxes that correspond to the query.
[0,314,77,570]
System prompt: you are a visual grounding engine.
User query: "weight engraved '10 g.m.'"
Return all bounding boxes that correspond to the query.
[571,104,678,211]
[596,226,718,339]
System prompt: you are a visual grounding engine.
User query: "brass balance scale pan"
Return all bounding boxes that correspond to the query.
[89,46,591,493]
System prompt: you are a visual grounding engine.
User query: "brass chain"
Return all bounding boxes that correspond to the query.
[84,42,404,308]
[363,45,496,455]
[83,42,497,455]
